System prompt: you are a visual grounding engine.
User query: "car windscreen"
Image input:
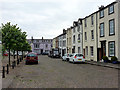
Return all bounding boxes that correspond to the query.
[54,51,58,54]
[27,54,37,57]
[69,54,73,57]
[77,54,83,57]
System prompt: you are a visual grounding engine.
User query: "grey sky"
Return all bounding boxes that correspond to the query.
[0,0,115,39]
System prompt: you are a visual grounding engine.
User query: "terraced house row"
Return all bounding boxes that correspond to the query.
[52,0,120,61]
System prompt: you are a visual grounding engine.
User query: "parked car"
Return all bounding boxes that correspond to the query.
[62,54,68,61]
[48,51,52,57]
[18,51,22,56]
[62,53,73,61]
[50,49,60,58]
[25,52,38,65]
[10,52,17,56]
[3,53,8,56]
[42,52,48,55]
[69,53,85,64]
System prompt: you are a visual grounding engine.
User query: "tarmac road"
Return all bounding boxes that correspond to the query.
[5,55,119,88]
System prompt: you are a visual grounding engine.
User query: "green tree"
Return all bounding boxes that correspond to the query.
[1,22,31,65]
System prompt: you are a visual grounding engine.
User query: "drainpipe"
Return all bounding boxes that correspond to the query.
[81,22,83,55]
[96,12,98,61]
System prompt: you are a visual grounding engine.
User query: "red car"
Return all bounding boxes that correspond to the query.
[25,52,38,65]
[3,53,8,56]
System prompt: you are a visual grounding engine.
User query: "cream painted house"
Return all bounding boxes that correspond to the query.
[52,37,56,49]
[66,27,72,53]
[97,1,120,61]
[82,13,98,61]
[52,0,120,61]
[83,0,120,61]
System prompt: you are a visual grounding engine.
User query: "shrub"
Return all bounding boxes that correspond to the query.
[102,56,109,62]
[111,56,118,62]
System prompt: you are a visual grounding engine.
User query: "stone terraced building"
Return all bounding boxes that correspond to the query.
[27,37,52,54]
[53,0,120,61]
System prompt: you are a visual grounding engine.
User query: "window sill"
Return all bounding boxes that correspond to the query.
[99,16,104,19]
[108,12,114,15]
[91,25,94,27]
[109,34,115,36]
[100,36,105,38]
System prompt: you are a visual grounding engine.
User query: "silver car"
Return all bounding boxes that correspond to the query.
[62,53,73,61]
[69,53,85,64]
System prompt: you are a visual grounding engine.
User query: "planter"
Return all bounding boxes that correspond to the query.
[104,60,108,63]
[112,61,118,64]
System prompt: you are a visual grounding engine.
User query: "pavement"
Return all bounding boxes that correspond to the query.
[85,60,120,70]
[2,56,24,89]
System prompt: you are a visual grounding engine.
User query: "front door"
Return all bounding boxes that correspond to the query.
[62,49,65,56]
[101,41,106,59]
[83,49,85,57]
[41,49,43,54]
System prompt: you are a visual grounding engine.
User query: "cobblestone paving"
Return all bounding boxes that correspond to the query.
[6,55,119,88]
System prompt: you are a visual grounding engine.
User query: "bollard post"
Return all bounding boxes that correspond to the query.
[20,58,21,62]
[6,64,9,74]
[22,56,23,60]
[14,61,16,67]
[17,59,19,65]
[12,61,14,69]
[2,66,5,78]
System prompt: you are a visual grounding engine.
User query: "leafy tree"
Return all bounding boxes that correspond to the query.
[1,22,31,65]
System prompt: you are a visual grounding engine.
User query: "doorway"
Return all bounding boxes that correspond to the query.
[41,49,43,54]
[101,41,106,59]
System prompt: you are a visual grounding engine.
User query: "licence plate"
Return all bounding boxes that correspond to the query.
[78,59,82,60]
[30,57,34,60]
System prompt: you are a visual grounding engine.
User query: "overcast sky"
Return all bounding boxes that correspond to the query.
[0,0,115,39]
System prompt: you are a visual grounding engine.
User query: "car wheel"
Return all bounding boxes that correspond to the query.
[36,61,38,64]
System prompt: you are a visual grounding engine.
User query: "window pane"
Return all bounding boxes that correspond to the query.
[100,10,104,18]
[91,30,94,40]
[109,19,114,35]
[109,5,114,14]
[109,42,115,56]
[91,47,93,56]
[100,23,104,36]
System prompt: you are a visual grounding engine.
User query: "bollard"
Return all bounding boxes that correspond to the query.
[17,59,19,65]
[22,56,23,60]
[14,61,16,67]
[20,58,22,62]
[2,66,5,78]
[6,64,9,74]
[12,61,14,69]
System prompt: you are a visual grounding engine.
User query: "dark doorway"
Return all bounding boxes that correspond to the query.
[72,46,75,53]
[62,49,64,56]
[97,48,101,61]
[41,49,43,54]
[83,49,85,57]
[101,41,106,59]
